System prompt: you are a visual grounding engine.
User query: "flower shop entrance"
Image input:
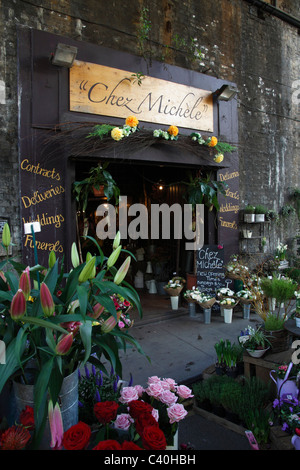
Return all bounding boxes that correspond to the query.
[74,157,216,321]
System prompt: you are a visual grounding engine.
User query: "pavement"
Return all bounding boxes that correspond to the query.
[116,305,261,451]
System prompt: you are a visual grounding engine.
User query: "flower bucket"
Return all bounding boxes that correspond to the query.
[243,303,251,320]
[223,308,233,323]
[12,369,78,449]
[166,429,178,450]
[203,308,211,324]
[170,296,179,310]
[296,317,300,328]
[292,435,300,450]
[244,214,255,223]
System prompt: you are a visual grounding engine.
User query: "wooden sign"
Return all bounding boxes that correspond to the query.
[69,61,214,131]
[196,245,226,295]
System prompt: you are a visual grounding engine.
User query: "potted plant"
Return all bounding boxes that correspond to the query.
[242,229,252,238]
[269,363,299,399]
[294,291,300,327]
[73,163,120,213]
[0,225,143,448]
[275,242,288,261]
[244,204,255,223]
[164,276,185,310]
[239,325,271,358]
[255,204,268,222]
[219,297,238,323]
[266,209,279,223]
[214,339,226,375]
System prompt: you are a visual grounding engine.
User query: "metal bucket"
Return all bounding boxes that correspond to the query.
[13,368,78,449]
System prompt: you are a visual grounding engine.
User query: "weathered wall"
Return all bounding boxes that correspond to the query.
[0,0,299,259]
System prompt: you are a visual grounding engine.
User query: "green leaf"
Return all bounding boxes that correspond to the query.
[79,321,92,366]
[77,285,88,316]
[33,356,55,436]
[0,336,28,393]
[23,316,69,334]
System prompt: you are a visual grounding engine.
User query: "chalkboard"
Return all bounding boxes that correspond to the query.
[196,245,226,296]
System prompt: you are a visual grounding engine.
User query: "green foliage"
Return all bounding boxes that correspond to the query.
[243,408,272,445]
[260,276,297,304]
[185,172,228,211]
[244,204,255,214]
[215,141,237,154]
[263,313,285,331]
[87,124,115,140]
[255,204,268,214]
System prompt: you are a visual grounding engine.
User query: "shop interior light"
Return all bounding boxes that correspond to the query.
[214,84,238,101]
[51,43,78,68]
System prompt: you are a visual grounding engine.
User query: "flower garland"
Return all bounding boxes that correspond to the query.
[87,116,236,165]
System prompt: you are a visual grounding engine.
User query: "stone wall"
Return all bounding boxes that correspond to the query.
[0,0,299,259]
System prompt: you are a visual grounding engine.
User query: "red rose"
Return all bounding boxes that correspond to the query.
[295,428,300,436]
[141,425,166,450]
[93,439,122,450]
[121,440,142,450]
[94,401,119,424]
[19,406,35,430]
[62,421,91,450]
[129,400,153,419]
[135,412,159,437]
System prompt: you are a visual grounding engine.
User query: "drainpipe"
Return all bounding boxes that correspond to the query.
[244,0,300,30]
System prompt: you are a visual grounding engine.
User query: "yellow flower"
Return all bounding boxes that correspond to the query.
[111,127,124,141]
[168,125,179,137]
[208,136,218,147]
[125,116,139,128]
[214,153,224,163]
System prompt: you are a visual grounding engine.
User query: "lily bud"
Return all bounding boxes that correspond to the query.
[107,245,121,268]
[89,302,105,319]
[71,242,80,268]
[114,256,131,285]
[10,289,26,320]
[19,267,31,301]
[48,250,56,269]
[86,252,96,278]
[55,333,73,355]
[78,256,96,283]
[113,231,121,250]
[101,312,121,334]
[2,223,11,248]
[48,400,64,450]
[40,282,55,317]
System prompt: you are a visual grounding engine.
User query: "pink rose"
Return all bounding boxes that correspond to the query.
[146,382,164,398]
[147,376,161,385]
[159,390,178,406]
[152,408,159,422]
[176,385,194,399]
[134,385,145,397]
[167,403,188,424]
[162,378,177,391]
[119,386,139,404]
[114,413,134,431]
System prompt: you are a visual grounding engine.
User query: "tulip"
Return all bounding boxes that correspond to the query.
[48,250,56,269]
[48,400,64,450]
[55,332,73,355]
[40,282,55,317]
[114,256,131,285]
[71,242,80,268]
[113,231,121,250]
[2,223,11,248]
[10,289,26,320]
[107,245,121,268]
[18,267,31,301]
[78,256,96,283]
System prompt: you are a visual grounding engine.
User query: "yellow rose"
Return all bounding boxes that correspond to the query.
[214,153,224,163]
[125,116,139,128]
[111,127,124,141]
[208,136,218,147]
[168,125,179,137]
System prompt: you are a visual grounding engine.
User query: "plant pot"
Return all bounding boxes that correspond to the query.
[244,214,255,223]
[255,214,265,222]
[292,434,300,450]
[170,296,179,310]
[226,366,238,379]
[264,328,290,353]
[223,308,233,323]
[215,363,225,376]
[92,185,105,197]
[12,369,78,449]
[242,229,252,238]
[246,347,269,358]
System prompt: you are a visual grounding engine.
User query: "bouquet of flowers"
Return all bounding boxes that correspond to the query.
[216,287,235,300]
[276,242,288,261]
[195,293,216,309]
[219,297,237,308]
[273,395,300,435]
[236,289,256,304]
[225,256,249,280]
[183,287,201,303]
[164,277,185,296]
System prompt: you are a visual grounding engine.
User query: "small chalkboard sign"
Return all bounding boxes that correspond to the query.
[196,245,226,296]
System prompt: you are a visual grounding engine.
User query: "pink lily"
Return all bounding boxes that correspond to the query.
[19,267,31,301]
[10,289,26,320]
[88,302,105,319]
[48,400,64,450]
[40,282,55,317]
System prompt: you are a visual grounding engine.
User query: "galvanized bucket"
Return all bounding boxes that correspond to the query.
[13,368,78,449]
